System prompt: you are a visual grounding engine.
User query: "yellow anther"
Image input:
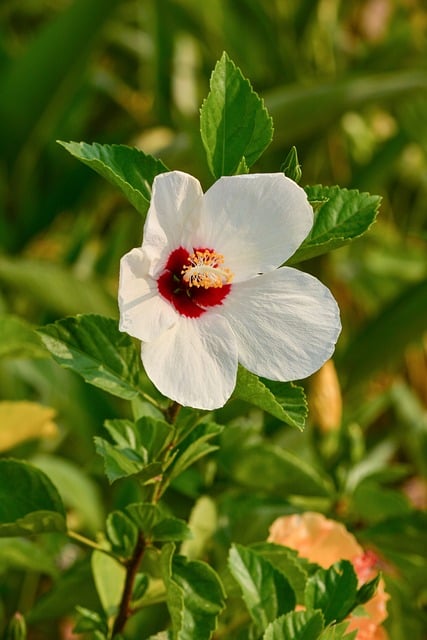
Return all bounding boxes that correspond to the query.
[182,250,233,289]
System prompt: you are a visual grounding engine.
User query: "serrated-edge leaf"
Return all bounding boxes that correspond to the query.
[233,367,307,430]
[200,52,273,178]
[263,609,324,640]
[167,556,225,640]
[252,542,308,602]
[59,141,169,215]
[288,186,381,264]
[38,314,141,400]
[228,544,296,633]
[305,561,358,625]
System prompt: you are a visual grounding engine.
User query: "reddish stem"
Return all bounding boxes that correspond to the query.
[112,533,146,636]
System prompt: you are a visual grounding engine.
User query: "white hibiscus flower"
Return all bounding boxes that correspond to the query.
[119,171,341,410]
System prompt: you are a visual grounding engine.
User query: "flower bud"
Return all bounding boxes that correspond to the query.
[309,359,342,432]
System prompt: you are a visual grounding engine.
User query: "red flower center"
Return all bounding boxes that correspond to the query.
[157,247,232,318]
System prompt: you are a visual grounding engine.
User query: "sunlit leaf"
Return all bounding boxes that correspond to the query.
[38,314,141,400]
[288,186,381,264]
[233,367,307,431]
[91,550,126,618]
[59,142,169,216]
[200,52,273,178]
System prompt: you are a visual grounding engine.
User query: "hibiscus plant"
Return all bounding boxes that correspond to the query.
[1,53,389,640]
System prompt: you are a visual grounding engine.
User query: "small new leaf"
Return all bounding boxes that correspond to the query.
[200,52,273,178]
[281,146,302,183]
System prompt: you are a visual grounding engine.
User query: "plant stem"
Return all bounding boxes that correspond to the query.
[68,530,106,552]
[112,533,146,636]
[165,400,181,424]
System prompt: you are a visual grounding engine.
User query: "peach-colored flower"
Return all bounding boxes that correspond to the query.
[268,512,389,639]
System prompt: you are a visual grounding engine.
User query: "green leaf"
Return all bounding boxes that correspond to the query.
[74,606,108,636]
[356,573,381,607]
[200,52,273,178]
[231,443,334,497]
[288,186,381,264]
[281,146,302,183]
[106,511,139,558]
[59,142,169,216]
[95,437,161,484]
[252,542,308,602]
[104,416,174,461]
[91,550,126,618]
[233,367,307,431]
[126,503,162,534]
[263,610,324,640]
[151,517,192,542]
[169,423,223,481]
[305,561,358,625]
[0,459,66,537]
[38,314,141,400]
[319,621,356,640]
[0,315,48,359]
[161,543,225,640]
[228,544,296,634]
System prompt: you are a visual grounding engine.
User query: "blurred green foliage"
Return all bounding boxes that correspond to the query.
[0,0,426,638]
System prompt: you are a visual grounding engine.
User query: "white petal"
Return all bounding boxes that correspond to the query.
[118,248,178,342]
[143,171,204,275]
[193,173,313,280]
[220,268,341,380]
[141,314,238,410]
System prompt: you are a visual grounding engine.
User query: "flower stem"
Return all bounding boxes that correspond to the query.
[165,400,182,424]
[112,533,146,636]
